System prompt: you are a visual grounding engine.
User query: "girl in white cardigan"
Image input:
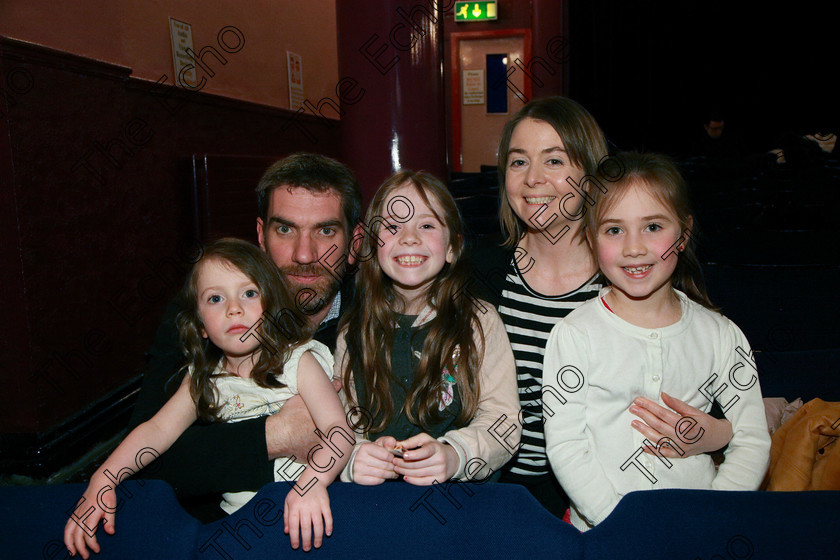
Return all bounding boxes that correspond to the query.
[543,152,771,531]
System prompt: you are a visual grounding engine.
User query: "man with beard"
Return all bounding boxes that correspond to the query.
[127,153,361,520]
[255,154,360,337]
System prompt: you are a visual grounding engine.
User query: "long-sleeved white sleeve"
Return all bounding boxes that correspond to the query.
[332,330,367,482]
[543,320,622,528]
[708,323,771,490]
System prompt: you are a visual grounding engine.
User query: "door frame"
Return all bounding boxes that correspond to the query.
[450,29,532,172]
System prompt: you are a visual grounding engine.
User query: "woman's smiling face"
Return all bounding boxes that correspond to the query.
[505,117,587,239]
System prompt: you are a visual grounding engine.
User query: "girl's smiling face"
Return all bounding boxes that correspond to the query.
[589,182,685,306]
[505,117,587,238]
[196,258,265,363]
[376,183,453,313]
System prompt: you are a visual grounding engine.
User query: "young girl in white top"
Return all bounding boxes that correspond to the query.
[543,152,771,531]
[65,239,352,558]
[335,171,520,485]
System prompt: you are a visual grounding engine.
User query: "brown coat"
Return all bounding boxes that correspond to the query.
[762,398,840,491]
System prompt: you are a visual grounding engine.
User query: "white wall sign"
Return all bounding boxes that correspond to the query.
[462,69,485,105]
[287,51,304,111]
[169,17,196,87]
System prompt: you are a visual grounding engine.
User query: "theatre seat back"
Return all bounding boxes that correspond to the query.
[195,481,583,560]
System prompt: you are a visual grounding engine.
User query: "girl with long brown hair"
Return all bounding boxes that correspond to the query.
[336,170,520,485]
[543,152,770,530]
[65,239,352,557]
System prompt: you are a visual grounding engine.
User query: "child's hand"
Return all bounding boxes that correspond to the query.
[630,392,733,457]
[284,482,332,551]
[393,433,459,485]
[352,438,399,485]
[64,484,117,559]
[373,435,398,450]
[374,435,405,456]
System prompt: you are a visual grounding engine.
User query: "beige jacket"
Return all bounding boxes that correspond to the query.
[335,301,521,482]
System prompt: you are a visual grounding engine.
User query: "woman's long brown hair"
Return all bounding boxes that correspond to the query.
[340,171,484,434]
[176,238,314,421]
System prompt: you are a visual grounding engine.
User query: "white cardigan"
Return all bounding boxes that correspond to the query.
[543,288,771,531]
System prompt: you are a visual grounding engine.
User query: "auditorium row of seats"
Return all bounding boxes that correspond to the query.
[6,478,836,559]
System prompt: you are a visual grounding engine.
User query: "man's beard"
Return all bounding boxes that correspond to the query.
[279,264,340,315]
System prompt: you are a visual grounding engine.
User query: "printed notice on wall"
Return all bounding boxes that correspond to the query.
[462,69,485,105]
[287,51,304,111]
[169,17,196,88]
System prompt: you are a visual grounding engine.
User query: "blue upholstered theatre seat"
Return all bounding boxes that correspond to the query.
[3,480,839,558]
[704,263,840,401]
[2,479,199,560]
[581,489,840,559]
[756,348,840,402]
[195,481,582,559]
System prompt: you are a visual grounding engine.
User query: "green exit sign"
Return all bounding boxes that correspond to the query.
[454,1,498,22]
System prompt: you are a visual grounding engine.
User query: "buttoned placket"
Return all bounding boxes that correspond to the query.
[641,329,664,479]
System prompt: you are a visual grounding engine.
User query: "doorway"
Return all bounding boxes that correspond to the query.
[450,29,532,172]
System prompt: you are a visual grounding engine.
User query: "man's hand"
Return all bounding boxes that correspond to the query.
[266,379,343,460]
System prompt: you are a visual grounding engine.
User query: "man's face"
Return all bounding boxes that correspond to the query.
[704,120,724,140]
[256,186,348,316]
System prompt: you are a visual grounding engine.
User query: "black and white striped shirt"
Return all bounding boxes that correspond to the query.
[499,266,601,477]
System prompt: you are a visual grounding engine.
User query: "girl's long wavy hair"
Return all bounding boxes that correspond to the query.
[340,171,484,434]
[176,238,314,421]
[585,151,716,310]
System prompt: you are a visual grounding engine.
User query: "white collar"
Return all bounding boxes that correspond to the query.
[320,291,341,326]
